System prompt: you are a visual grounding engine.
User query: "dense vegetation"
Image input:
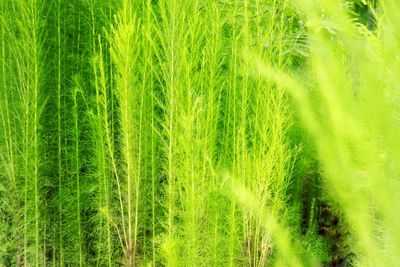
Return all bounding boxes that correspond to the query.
[1,0,398,266]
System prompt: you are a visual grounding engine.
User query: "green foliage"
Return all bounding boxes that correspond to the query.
[0,0,395,266]
[255,0,400,265]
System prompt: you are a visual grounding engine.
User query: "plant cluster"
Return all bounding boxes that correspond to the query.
[1,0,398,266]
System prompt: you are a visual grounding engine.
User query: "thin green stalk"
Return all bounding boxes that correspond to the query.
[72,86,83,266]
[56,1,63,264]
[95,36,113,267]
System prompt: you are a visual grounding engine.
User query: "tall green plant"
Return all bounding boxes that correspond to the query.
[3,0,47,265]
